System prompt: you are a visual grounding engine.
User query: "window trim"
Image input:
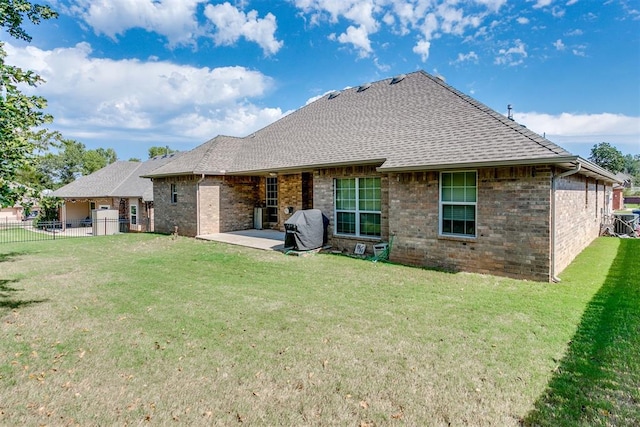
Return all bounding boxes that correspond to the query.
[439,170,478,238]
[334,177,381,238]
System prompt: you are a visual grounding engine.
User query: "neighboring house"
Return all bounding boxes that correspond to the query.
[0,185,41,222]
[145,71,619,282]
[613,173,632,210]
[0,206,25,222]
[52,154,180,231]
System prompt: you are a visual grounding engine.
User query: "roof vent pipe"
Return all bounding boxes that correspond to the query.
[507,104,514,121]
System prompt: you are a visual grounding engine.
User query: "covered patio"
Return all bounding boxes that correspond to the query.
[196,229,286,251]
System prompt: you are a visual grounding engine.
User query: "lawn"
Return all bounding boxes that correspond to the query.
[0,234,638,425]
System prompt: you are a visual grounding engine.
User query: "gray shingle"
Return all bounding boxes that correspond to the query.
[146,71,577,177]
[52,153,183,201]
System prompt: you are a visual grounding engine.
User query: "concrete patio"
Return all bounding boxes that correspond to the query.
[196,229,286,251]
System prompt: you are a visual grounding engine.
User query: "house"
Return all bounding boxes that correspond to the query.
[51,153,180,231]
[145,71,619,282]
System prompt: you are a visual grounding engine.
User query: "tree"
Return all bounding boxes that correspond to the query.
[36,140,118,187]
[588,142,625,174]
[0,0,58,207]
[128,157,141,162]
[83,147,117,175]
[148,146,177,158]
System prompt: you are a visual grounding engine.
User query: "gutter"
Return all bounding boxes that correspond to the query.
[196,174,205,236]
[551,161,582,282]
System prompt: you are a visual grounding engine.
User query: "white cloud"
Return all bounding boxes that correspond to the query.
[553,39,565,50]
[203,2,283,55]
[518,111,640,155]
[167,106,288,140]
[292,0,508,63]
[337,25,373,57]
[517,17,530,24]
[413,39,432,62]
[566,0,578,5]
[69,0,283,54]
[450,51,479,64]
[495,39,527,66]
[532,0,553,8]
[565,28,583,36]
[3,41,284,143]
[69,0,204,47]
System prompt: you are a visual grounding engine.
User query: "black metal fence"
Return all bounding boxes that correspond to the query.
[0,217,146,244]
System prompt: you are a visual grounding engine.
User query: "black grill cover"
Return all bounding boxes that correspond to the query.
[284,209,329,251]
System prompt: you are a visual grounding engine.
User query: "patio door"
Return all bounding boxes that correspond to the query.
[266,177,278,223]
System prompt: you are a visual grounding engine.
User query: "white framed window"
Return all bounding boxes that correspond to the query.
[170,183,178,204]
[266,177,278,223]
[440,171,477,237]
[334,177,381,237]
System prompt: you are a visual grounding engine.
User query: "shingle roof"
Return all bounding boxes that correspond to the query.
[147,70,579,177]
[52,153,181,201]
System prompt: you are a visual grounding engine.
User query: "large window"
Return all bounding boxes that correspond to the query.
[440,171,477,237]
[335,177,381,237]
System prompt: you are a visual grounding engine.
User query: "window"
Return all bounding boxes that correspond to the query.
[266,177,278,223]
[170,183,178,204]
[334,177,381,237]
[130,200,138,225]
[440,171,477,237]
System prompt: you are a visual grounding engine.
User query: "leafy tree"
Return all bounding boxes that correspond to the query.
[36,140,118,187]
[588,142,625,174]
[83,147,117,175]
[0,0,58,207]
[128,157,141,162]
[148,146,177,158]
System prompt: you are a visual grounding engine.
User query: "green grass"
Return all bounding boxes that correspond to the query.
[524,238,640,426]
[0,234,637,425]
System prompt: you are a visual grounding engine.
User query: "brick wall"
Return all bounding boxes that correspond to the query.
[553,173,609,276]
[153,177,199,236]
[154,175,261,236]
[313,165,390,255]
[314,165,553,281]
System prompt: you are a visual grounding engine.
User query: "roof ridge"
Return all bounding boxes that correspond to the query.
[418,70,570,157]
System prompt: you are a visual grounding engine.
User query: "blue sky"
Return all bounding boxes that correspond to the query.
[3,0,639,161]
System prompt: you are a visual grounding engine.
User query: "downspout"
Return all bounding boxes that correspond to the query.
[196,174,205,236]
[551,162,582,282]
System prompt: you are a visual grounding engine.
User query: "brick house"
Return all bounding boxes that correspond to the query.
[52,154,180,231]
[146,71,619,282]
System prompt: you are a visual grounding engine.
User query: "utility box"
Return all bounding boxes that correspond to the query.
[254,207,264,230]
[373,243,389,257]
[92,209,119,236]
